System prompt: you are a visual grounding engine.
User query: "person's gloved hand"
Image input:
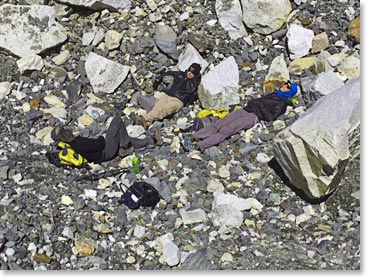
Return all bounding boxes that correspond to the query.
[153,77,162,90]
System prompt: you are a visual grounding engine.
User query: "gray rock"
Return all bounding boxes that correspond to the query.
[215,0,247,40]
[16,54,44,74]
[158,181,171,203]
[180,249,217,270]
[314,50,333,74]
[0,82,12,100]
[0,165,9,180]
[154,24,179,60]
[163,241,180,266]
[62,226,75,239]
[337,56,360,80]
[272,28,287,40]
[66,79,82,105]
[301,71,345,105]
[73,197,85,210]
[266,54,289,83]
[25,109,43,124]
[241,0,291,35]
[179,208,207,225]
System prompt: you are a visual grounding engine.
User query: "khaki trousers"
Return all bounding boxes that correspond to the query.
[143,94,184,126]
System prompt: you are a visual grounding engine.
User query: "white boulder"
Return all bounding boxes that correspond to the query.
[273,78,360,199]
[0,5,67,58]
[198,56,240,109]
[85,52,130,94]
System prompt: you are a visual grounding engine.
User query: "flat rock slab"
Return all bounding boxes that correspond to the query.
[56,0,131,11]
[85,52,130,94]
[0,4,67,58]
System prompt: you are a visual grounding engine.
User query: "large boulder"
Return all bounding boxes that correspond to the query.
[0,5,67,58]
[273,78,360,199]
[198,56,240,109]
[85,52,130,94]
[215,0,247,40]
[55,0,131,11]
[241,0,291,35]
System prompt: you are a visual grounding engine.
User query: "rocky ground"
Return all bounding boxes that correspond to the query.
[0,0,360,270]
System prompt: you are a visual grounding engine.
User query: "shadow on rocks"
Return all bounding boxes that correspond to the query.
[268,158,333,204]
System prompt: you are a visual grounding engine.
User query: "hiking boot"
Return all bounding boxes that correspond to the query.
[51,127,75,142]
[140,116,149,130]
[152,127,163,146]
[137,93,156,111]
[192,118,204,132]
[130,112,139,125]
[118,146,134,158]
[131,113,149,129]
[181,133,199,151]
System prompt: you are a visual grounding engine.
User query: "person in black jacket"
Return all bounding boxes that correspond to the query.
[137,63,202,128]
[182,81,298,151]
[51,116,162,164]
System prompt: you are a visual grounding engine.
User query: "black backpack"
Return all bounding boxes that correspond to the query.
[46,142,89,169]
[120,181,160,209]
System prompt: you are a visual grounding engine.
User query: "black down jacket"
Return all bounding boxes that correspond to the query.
[244,92,293,122]
[157,70,201,106]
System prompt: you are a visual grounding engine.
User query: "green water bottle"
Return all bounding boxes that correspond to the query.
[132,157,141,174]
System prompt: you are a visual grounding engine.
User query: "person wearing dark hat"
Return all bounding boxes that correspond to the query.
[136,63,202,128]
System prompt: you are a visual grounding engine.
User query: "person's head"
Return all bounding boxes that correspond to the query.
[186,63,202,79]
[276,80,298,98]
[279,80,292,92]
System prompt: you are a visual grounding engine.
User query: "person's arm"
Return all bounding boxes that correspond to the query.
[153,71,179,89]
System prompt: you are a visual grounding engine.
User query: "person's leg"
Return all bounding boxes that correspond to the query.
[193,109,247,141]
[197,110,258,151]
[143,94,183,125]
[113,116,155,149]
[218,109,258,134]
[137,92,156,112]
[101,117,123,161]
[193,116,225,140]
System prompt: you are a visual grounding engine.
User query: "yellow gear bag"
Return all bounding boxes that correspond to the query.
[197,108,229,119]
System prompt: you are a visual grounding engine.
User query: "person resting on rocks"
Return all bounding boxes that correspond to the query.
[133,63,202,129]
[182,81,298,152]
[51,116,163,164]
